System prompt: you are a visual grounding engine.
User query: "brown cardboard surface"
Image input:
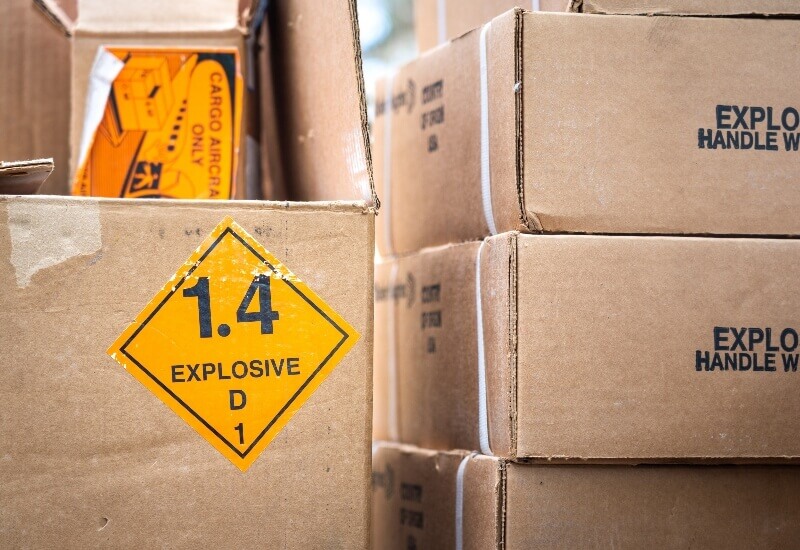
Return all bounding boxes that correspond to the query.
[269,0,375,204]
[574,0,800,16]
[1,0,70,194]
[375,10,800,256]
[414,0,568,53]
[375,232,800,462]
[371,444,501,550]
[0,159,54,194]
[0,195,374,547]
[372,442,800,550]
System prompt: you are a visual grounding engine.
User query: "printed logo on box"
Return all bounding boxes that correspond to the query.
[108,217,359,471]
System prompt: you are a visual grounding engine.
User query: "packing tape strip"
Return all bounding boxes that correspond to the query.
[382,73,397,257]
[475,240,493,456]
[387,262,400,441]
[479,24,499,237]
[455,452,478,550]
[437,0,447,45]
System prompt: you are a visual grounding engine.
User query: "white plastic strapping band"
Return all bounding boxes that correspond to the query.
[387,263,400,441]
[437,0,447,45]
[479,24,498,237]
[455,452,477,550]
[475,240,492,456]
[382,74,396,256]
[531,0,541,10]
[78,48,124,169]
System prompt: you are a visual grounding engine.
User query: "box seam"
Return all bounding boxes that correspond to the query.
[507,232,519,459]
[514,9,542,233]
[497,459,508,550]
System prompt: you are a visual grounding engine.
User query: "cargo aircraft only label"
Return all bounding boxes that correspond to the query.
[108,217,359,471]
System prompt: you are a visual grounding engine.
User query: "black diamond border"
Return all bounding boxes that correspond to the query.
[119,227,350,459]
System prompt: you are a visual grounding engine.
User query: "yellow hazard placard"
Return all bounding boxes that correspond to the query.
[108,217,359,471]
[73,47,242,199]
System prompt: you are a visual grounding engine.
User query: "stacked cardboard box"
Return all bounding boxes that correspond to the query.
[1,0,376,547]
[373,5,800,548]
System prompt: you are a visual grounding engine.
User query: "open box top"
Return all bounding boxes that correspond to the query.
[28,0,377,207]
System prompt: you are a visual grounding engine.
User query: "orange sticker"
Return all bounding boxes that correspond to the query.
[73,47,243,199]
[108,218,359,471]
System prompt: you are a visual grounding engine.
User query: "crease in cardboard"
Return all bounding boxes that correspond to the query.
[6,199,102,288]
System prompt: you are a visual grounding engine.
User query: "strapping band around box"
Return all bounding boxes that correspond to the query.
[382,73,397,257]
[387,262,400,440]
[531,0,541,10]
[479,24,498,237]
[475,240,493,456]
[455,452,477,550]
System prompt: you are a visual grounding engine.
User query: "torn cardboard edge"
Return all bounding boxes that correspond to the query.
[0,159,54,195]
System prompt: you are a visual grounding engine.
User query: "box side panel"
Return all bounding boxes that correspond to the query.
[515,234,800,461]
[376,241,484,451]
[1,0,70,194]
[523,13,800,236]
[375,10,520,257]
[506,464,800,548]
[371,443,500,550]
[374,235,514,455]
[0,197,373,548]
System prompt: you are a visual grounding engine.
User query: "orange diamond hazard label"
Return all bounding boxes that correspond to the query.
[108,217,359,471]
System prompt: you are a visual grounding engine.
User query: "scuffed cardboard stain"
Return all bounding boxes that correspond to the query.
[6,199,102,288]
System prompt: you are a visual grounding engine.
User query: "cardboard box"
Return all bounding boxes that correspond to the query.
[1,0,377,545]
[33,0,374,203]
[372,442,800,550]
[414,0,568,53]
[375,232,800,462]
[570,0,800,16]
[374,10,800,257]
[0,0,73,195]
[0,196,374,547]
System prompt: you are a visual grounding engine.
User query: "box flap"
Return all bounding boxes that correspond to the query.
[0,159,54,195]
[74,0,245,34]
[269,0,377,206]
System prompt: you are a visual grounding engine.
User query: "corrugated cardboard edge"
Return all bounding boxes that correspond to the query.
[495,459,508,550]
[514,9,542,233]
[347,0,379,209]
[507,233,518,460]
[0,159,54,195]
